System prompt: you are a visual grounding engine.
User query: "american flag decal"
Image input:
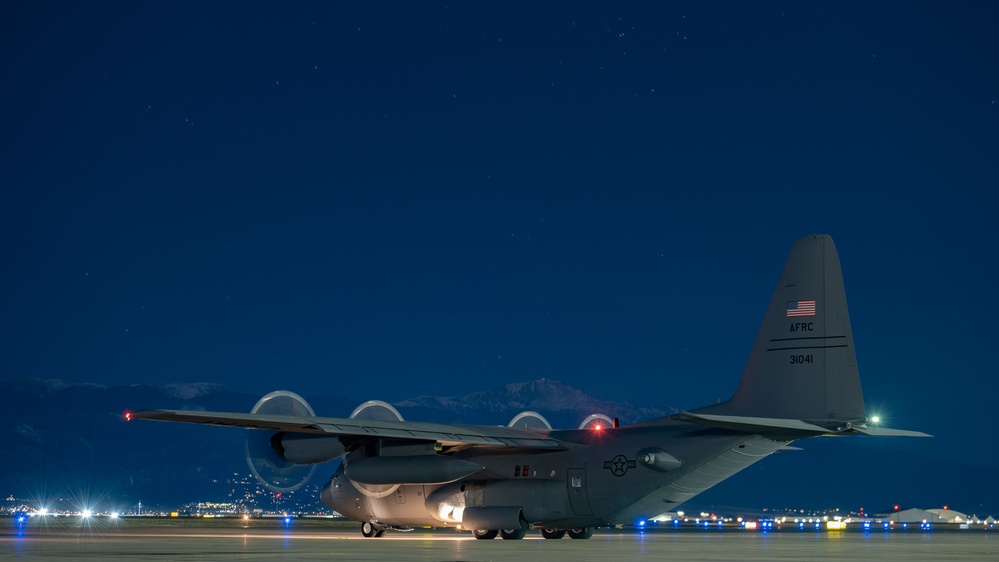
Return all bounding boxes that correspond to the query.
[786,299,816,317]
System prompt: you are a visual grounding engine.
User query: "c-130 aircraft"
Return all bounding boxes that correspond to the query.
[132,235,928,540]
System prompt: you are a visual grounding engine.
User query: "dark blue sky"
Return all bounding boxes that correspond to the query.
[3,3,997,465]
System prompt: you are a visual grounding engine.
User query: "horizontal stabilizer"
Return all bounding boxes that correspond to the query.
[674,411,930,438]
[852,426,932,437]
[673,412,833,436]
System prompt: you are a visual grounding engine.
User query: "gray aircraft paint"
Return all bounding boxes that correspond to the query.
[133,234,927,538]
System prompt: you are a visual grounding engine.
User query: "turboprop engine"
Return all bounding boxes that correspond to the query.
[246,394,422,492]
[244,390,330,492]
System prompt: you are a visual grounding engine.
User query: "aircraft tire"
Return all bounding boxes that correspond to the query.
[361,522,379,538]
[567,527,593,540]
[472,529,498,540]
[540,528,566,539]
[500,519,528,540]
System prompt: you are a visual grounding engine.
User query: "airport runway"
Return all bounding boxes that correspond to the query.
[4,518,996,561]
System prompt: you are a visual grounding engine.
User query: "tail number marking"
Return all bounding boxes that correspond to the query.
[790,354,814,364]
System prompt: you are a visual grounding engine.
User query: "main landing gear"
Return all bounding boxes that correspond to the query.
[567,527,594,539]
[473,526,594,540]
[472,518,530,540]
[540,527,592,539]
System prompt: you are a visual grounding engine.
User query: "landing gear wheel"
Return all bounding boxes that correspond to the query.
[472,529,498,540]
[540,528,566,539]
[361,522,380,538]
[500,519,529,540]
[568,527,593,539]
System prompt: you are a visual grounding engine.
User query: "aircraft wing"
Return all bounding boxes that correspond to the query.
[130,409,566,449]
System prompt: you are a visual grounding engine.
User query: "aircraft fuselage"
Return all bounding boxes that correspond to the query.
[322,420,788,528]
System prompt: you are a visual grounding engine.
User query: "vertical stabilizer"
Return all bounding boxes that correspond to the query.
[699,235,866,422]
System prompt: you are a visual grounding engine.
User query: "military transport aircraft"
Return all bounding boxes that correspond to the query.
[131,234,928,540]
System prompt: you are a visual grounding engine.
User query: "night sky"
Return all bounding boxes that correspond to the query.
[3,3,997,466]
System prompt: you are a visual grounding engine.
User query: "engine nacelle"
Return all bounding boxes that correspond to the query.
[279,433,346,464]
[245,390,319,493]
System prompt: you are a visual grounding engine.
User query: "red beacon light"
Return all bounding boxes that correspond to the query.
[125,411,133,421]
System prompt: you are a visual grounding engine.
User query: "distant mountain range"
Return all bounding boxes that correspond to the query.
[3,378,995,516]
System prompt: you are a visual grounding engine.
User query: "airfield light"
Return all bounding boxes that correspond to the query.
[82,509,92,518]
[594,424,602,430]
[110,512,119,519]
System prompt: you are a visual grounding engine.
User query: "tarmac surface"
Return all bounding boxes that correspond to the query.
[4,517,996,561]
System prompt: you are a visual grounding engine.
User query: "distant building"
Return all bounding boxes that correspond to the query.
[887,508,968,524]
[926,508,968,523]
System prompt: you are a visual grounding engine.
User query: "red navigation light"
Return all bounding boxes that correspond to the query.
[125,411,132,421]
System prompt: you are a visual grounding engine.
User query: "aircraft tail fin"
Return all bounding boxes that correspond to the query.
[697,234,866,423]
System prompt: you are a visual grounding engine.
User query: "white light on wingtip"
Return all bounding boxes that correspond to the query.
[870,416,880,424]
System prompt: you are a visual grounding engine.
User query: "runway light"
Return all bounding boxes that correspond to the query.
[110,512,119,519]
